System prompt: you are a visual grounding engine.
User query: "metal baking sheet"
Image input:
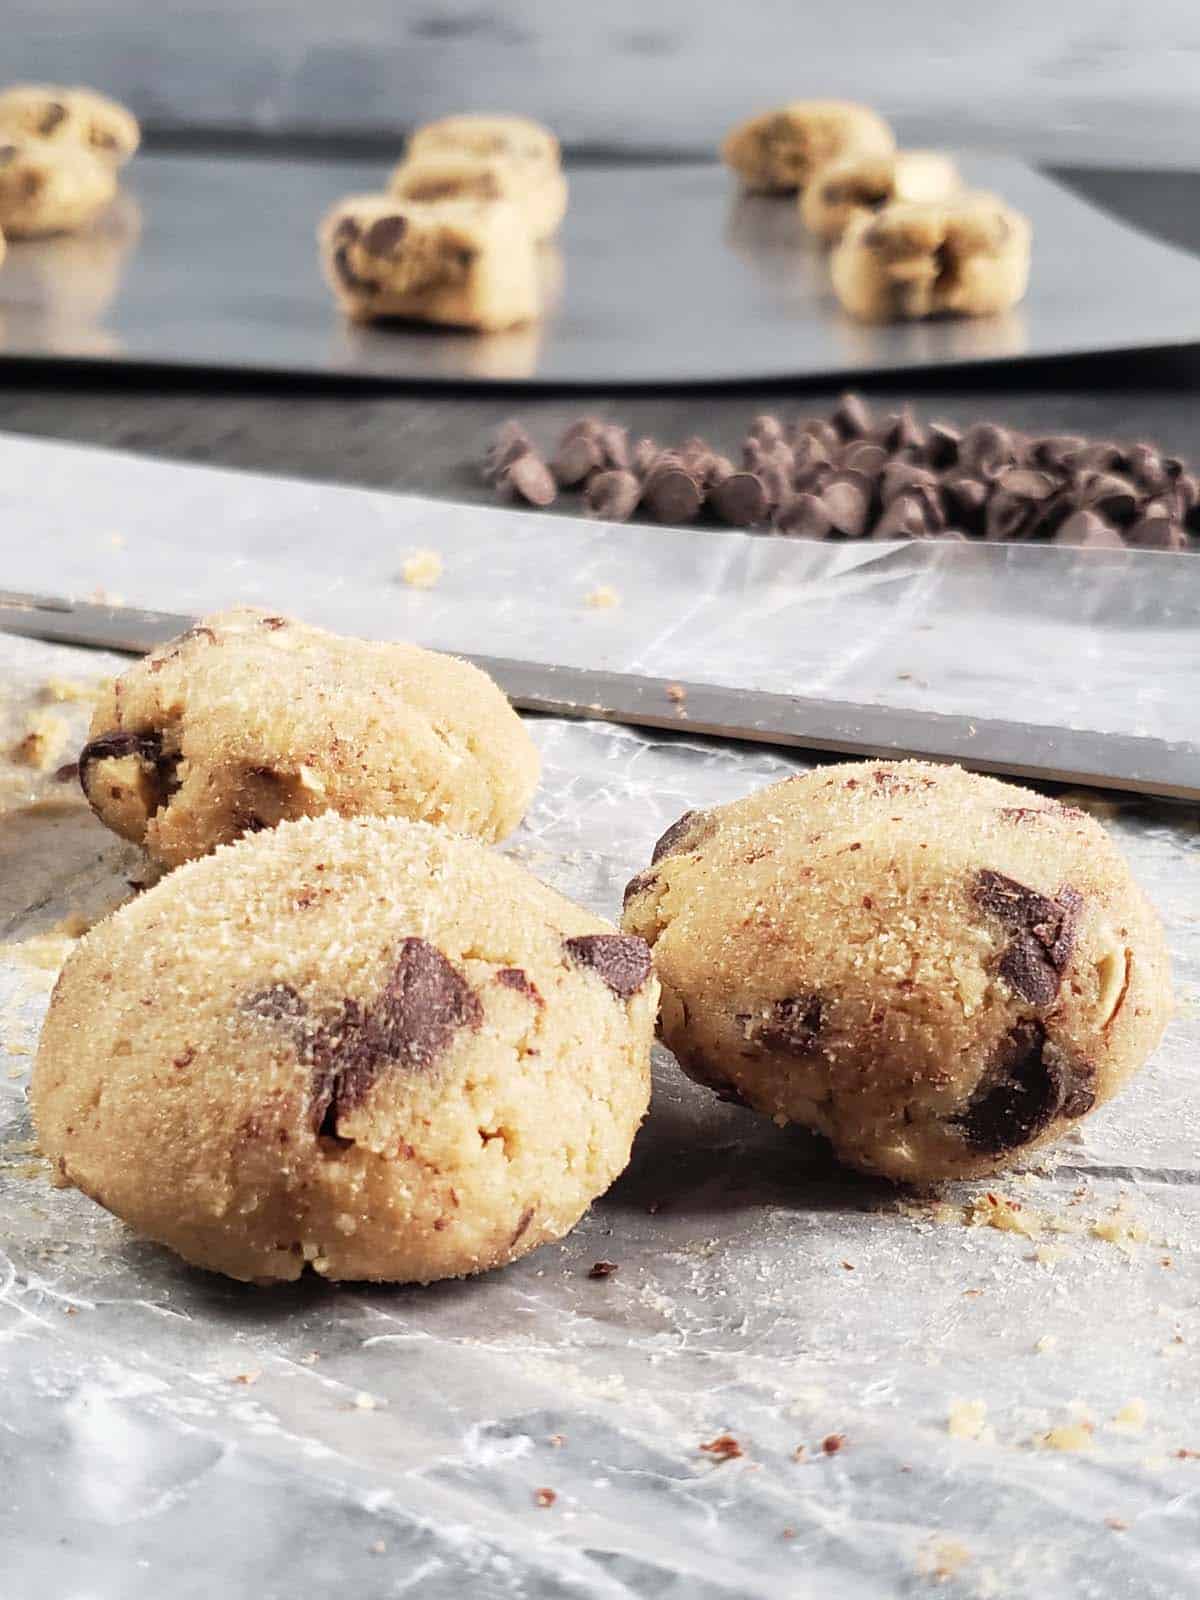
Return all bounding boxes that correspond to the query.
[0,153,1198,386]
[1,437,1199,1595]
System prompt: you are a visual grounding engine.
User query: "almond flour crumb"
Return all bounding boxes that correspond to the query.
[1091,1203,1150,1251]
[666,683,687,703]
[916,1537,972,1583]
[1038,1421,1094,1452]
[967,1192,1043,1238]
[1035,1335,1058,1355]
[1112,1398,1147,1432]
[533,1487,557,1508]
[232,1371,261,1385]
[11,712,69,771]
[947,1400,991,1442]
[401,550,443,589]
[584,584,620,609]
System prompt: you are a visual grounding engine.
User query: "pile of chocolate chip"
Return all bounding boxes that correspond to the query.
[481,395,1196,550]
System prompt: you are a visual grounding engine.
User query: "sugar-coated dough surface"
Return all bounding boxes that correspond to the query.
[78,608,539,866]
[0,84,140,166]
[831,192,1031,321]
[408,113,560,173]
[722,101,895,194]
[0,135,116,237]
[801,150,960,242]
[33,814,658,1283]
[622,761,1172,1182]
[319,194,540,330]
[389,152,567,241]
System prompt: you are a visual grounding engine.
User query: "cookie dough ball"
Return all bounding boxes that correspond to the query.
[831,192,1031,322]
[722,101,894,195]
[320,194,540,330]
[78,608,539,867]
[0,85,140,166]
[802,150,960,242]
[408,113,560,174]
[622,762,1171,1182]
[389,152,567,242]
[34,814,657,1283]
[0,136,116,237]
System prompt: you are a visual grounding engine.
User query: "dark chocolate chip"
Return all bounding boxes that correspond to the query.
[642,460,703,524]
[882,406,926,454]
[1067,441,1125,474]
[622,868,660,905]
[840,441,888,477]
[873,493,935,540]
[822,474,871,537]
[332,216,361,245]
[739,994,823,1054]
[750,414,785,446]
[362,215,409,257]
[1125,443,1170,494]
[631,437,661,478]
[587,1260,619,1279]
[985,488,1041,542]
[703,453,736,490]
[881,461,939,507]
[923,421,961,470]
[1030,434,1086,471]
[54,761,79,784]
[482,430,533,484]
[973,870,1081,1005]
[500,452,557,507]
[1124,514,1188,551]
[795,418,841,454]
[957,1019,1065,1153]
[561,417,604,445]
[774,491,832,539]
[651,808,715,864]
[831,393,873,440]
[563,934,652,998]
[995,467,1056,501]
[710,471,769,527]
[332,244,375,293]
[310,939,482,1134]
[552,431,603,487]
[957,422,1016,479]
[1060,1063,1097,1120]
[39,102,68,136]
[1053,509,1125,548]
[496,967,543,1004]
[79,730,181,815]
[598,424,631,472]
[585,468,642,522]
[245,984,308,1023]
[1077,471,1138,525]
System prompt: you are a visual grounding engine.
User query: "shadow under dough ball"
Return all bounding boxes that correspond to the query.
[622,760,1171,1182]
[77,607,540,866]
[32,813,657,1284]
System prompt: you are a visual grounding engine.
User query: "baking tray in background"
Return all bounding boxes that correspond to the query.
[0,153,1198,387]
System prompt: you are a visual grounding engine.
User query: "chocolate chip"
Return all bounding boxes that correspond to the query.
[482,425,533,484]
[78,729,181,814]
[1124,443,1169,493]
[923,421,961,470]
[1077,472,1138,525]
[333,244,375,293]
[563,934,652,998]
[739,995,823,1054]
[496,967,543,1004]
[703,454,736,490]
[882,407,926,454]
[957,1020,1065,1152]
[1060,1063,1097,1120]
[985,488,1041,542]
[90,127,120,152]
[651,808,715,863]
[1030,435,1086,471]
[822,474,871,537]
[774,492,832,539]
[53,761,79,784]
[561,417,604,445]
[1069,441,1125,474]
[957,422,1016,479]
[840,441,887,477]
[310,939,482,1134]
[245,984,308,1023]
[39,102,68,136]
[881,461,939,507]
[710,471,769,527]
[750,414,785,446]
[795,418,841,454]
[333,216,361,245]
[642,460,703,524]
[873,493,935,540]
[585,469,642,522]
[553,431,603,487]
[1124,514,1188,551]
[587,1260,619,1279]
[1053,509,1125,548]
[631,437,661,478]
[622,868,660,905]
[363,215,408,256]
[499,452,557,507]
[973,870,1081,1005]
[995,467,1056,501]
[831,393,873,440]
[598,424,631,472]
[0,145,17,167]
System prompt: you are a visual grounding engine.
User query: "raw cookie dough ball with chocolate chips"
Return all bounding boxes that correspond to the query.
[78,608,539,867]
[622,761,1171,1182]
[0,84,140,166]
[801,150,960,242]
[33,813,658,1283]
[0,135,116,237]
[722,101,895,195]
[831,192,1031,322]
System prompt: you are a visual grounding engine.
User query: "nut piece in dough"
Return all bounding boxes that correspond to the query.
[0,84,140,166]
[0,136,116,237]
[802,150,960,242]
[389,152,567,241]
[622,761,1171,1182]
[78,607,540,866]
[831,192,1031,322]
[319,194,540,330]
[722,101,895,195]
[33,813,658,1283]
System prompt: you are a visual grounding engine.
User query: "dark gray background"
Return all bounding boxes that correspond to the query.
[7,1,1200,165]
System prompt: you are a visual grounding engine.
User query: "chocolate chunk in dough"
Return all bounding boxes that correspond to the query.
[563,934,652,998]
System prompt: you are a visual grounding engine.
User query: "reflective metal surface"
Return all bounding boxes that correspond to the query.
[0,154,1197,385]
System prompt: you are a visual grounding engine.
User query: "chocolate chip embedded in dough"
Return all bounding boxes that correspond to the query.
[496,967,543,1005]
[651,808,717,864]
[563,934,652,998]
[957,1019,1065,1152]
[333,244,376,294]
[0,145,16,166]
[363,215,409,256]
[739,994,823,1054]
[622,868,660,906]
[973,870,1081,1005]
[39,102,68,136]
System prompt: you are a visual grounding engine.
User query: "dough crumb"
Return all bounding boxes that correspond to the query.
[1091,1202,1149,1251]
[1035,1335,1058,1355]
[585,584,620,609]
[10,711,69,770]
[401,549,443,588]
[947,1399,991,1442]
[916,1536,972,1583]
[42,677,109,704]
[1111,1398,1147,1432]
[966,1192,1043,1237]
[533,1487,557,1507]
[1038,1420,1094,1452]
